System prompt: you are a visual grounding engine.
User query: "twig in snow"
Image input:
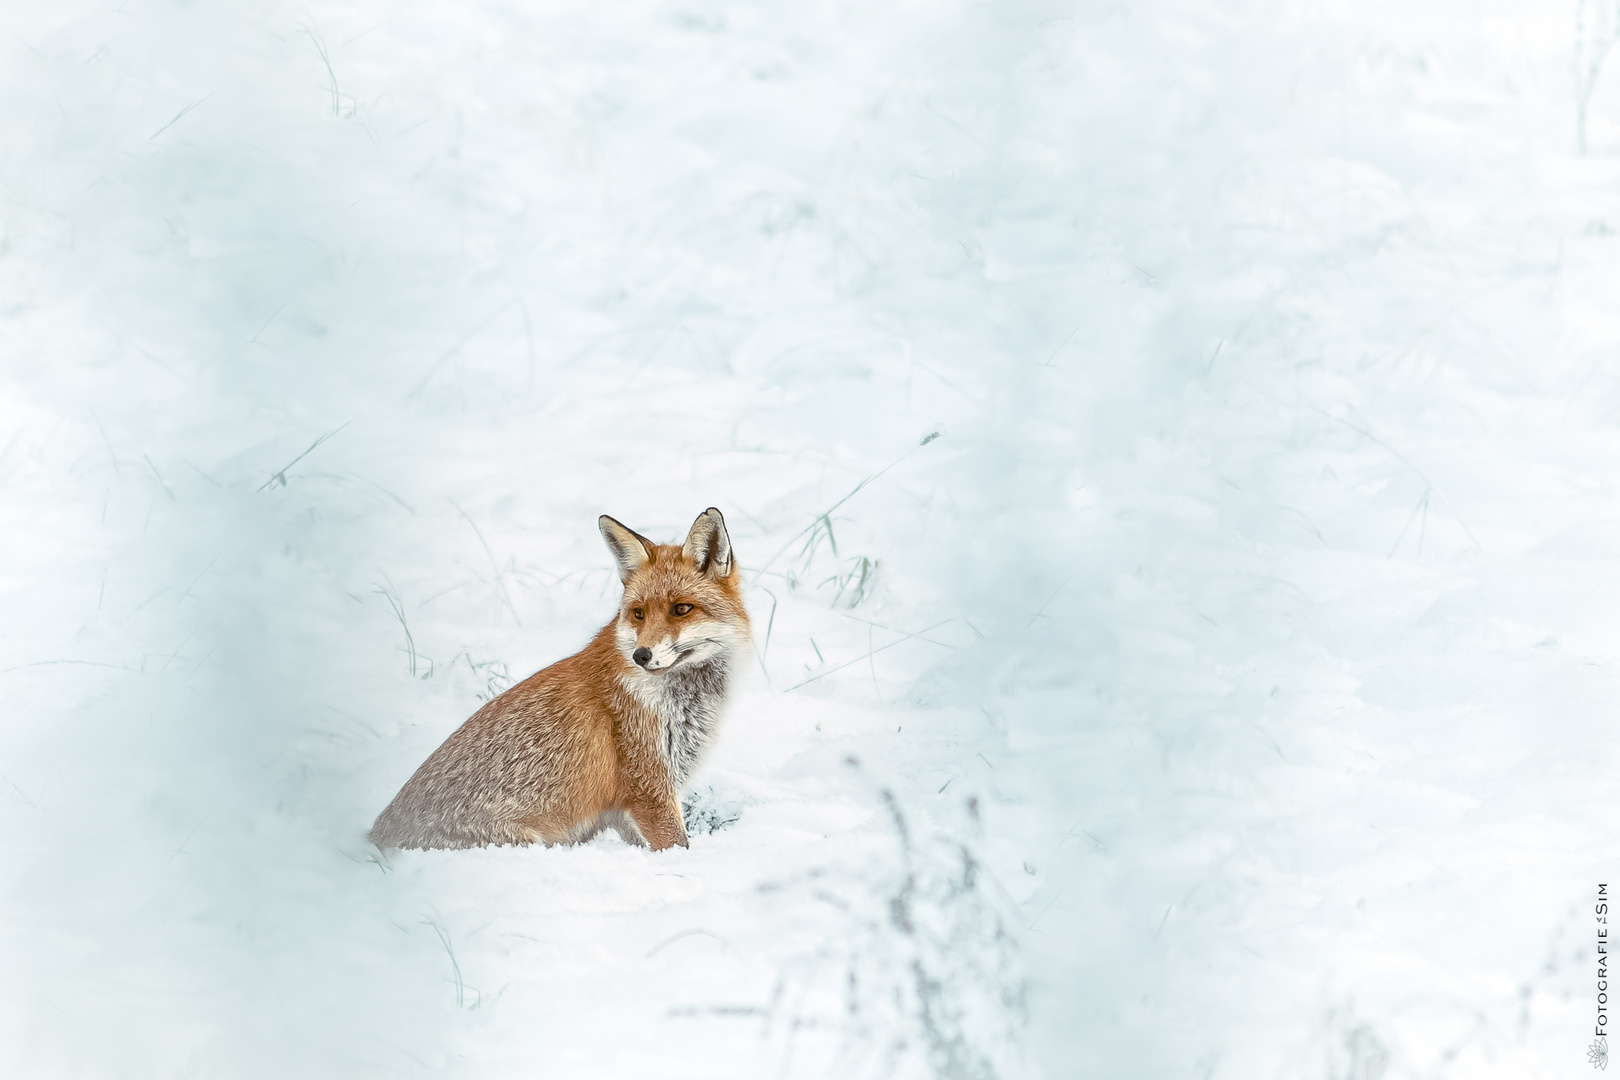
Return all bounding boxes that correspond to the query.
[1388,487,1432,558]
[867,624,881,702]
[144,454,176,500]
[1045,324,1081,367]
[92,412,121,478]
[645,928,736,958]
[407,300,522,399]
[422,910,476,1008]
[1028,577,1070,626]
[783,619,951,692]
[1576,1,1620,153]
[1311,407,1481,552]
[248,304,284,345]
[376,584,421,677]
[177,558,217,603]
[452,502,519,625]
[257,423,349,492]
[1,659,141,675]
[168,816,210,863]
[301,26,341,117]
[149,91,214,140]
[757,431,942,576]
[837,612,953,648]
[1028,891,1063,931]
[752,587,778,684]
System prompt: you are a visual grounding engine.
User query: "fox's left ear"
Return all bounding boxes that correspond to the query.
[600,514,656,583]
[683,507,734,578]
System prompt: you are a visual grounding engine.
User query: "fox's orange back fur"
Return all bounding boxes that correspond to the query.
[368,508,749,852]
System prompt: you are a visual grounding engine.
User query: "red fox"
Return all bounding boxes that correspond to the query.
[368,508,749,851]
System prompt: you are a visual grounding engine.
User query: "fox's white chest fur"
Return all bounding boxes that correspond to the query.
[618,655,733,789]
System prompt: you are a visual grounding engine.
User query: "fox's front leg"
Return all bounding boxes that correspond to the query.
[626,788,689,851]
[613,707,691,850]
[615,718,690,850]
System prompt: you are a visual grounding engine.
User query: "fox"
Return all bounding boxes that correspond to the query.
[368,508,749,852]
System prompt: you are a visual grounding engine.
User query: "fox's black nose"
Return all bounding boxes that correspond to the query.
[632,647,652,667]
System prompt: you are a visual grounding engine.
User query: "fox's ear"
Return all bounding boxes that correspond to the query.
[682,507,734,578]
[599,515,655,583]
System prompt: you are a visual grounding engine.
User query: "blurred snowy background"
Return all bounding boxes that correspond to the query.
[2,0,1616,1076]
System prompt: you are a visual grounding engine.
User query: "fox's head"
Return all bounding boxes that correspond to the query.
[599,508,750,675]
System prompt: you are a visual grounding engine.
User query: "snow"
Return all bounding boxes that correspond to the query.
[0,0,1613,1076]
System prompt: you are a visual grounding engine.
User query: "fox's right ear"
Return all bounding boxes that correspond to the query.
[599,515,655,583]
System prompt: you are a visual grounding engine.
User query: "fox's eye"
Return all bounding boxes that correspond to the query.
[671,603,694,617]
[633,608,644,621]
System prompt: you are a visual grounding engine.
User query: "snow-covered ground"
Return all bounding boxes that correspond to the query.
[2,1,1616,1076]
